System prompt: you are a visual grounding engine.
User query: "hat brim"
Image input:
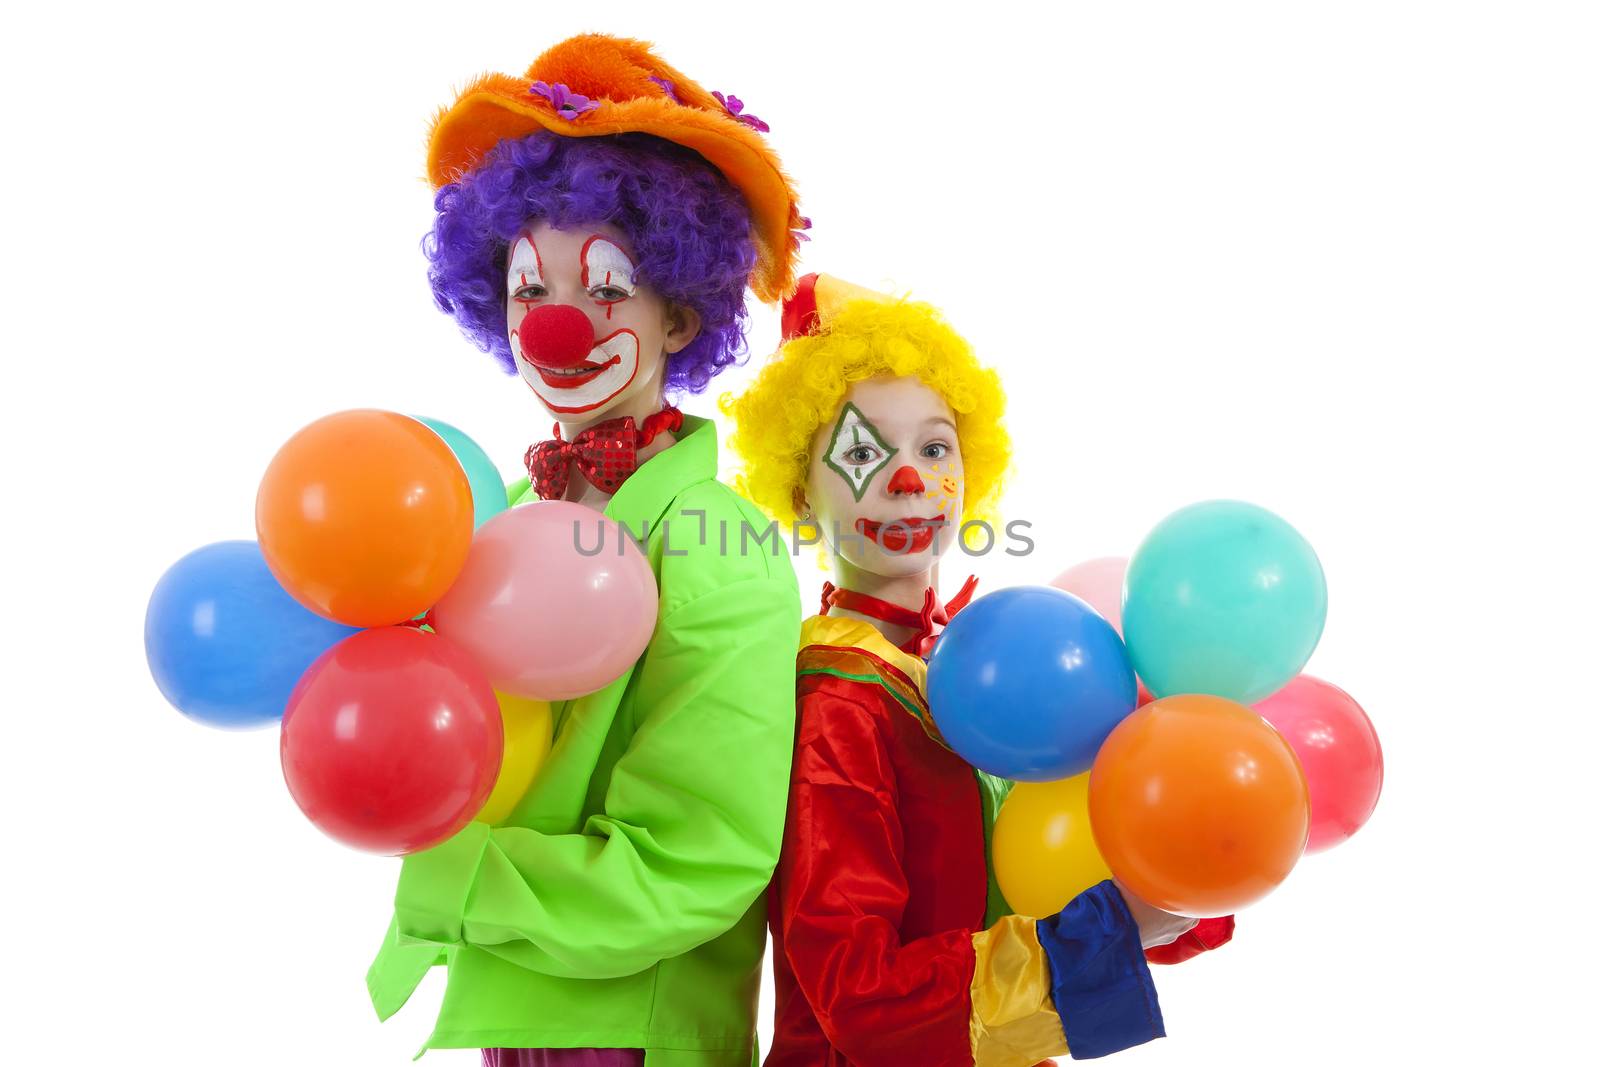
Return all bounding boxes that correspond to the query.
[428,73,799,303]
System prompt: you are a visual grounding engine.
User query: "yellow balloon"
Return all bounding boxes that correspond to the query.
[475,693,554,826]
[993,773,1113,917]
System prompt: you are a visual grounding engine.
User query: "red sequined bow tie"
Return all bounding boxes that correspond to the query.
[524,406,682,501]
[820,574,980,658]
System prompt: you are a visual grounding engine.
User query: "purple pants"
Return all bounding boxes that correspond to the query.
[481,1051,645,1067]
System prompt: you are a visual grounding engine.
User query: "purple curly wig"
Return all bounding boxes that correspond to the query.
[424,131,759,394]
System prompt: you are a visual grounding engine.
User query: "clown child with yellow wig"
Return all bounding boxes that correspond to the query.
[364,35,809,1066]
[722,276,1234,1066]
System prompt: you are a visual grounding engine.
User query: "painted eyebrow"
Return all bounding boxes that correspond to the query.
[583,232,636,259]
[581,234,639,289]
[506,235,545,279]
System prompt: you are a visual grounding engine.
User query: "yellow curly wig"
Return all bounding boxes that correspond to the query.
[719,295,1011,526]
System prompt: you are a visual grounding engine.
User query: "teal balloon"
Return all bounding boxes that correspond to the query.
[415,417,508,529]
[1123,500,1327,703]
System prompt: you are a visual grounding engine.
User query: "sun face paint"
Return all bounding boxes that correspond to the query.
[924,460,964,520]
[822,402,898,501]
[581,235,638,321]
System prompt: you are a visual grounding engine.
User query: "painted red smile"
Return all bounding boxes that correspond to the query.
[532,354,622,389]
[856,517,946,553]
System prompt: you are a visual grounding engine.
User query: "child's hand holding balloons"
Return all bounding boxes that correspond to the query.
[952,500,1380,926]
[1114,879,1199,950]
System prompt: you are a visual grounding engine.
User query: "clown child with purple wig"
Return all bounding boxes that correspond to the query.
[364,35,809,1066]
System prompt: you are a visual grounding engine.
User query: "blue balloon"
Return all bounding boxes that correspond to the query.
[927,585,1138,781]
[1122,500,1327,704]
[145,541,360,729]
[415,416,509,529]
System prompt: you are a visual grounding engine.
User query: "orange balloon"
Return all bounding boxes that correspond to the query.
[1088,694,1309,917]
[256,410,474,627]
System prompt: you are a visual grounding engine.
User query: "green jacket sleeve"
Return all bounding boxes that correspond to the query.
[392,573,799,980]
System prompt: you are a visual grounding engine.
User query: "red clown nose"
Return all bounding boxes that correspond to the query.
[886,466,926,495]
[517,304,595,368]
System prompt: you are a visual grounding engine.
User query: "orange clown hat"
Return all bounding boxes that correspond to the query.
[780,273,893,341]
[428,34,805,303]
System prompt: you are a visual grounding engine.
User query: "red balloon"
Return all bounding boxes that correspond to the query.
[281,628,503,855]
[1254,675,1383,853]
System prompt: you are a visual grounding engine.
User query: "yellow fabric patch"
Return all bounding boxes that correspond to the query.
[799,614,927,693]
[969,915,1069,1067]
[796,615,957,751]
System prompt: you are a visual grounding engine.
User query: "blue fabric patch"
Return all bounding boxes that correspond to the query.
[1036,880,1164,1059]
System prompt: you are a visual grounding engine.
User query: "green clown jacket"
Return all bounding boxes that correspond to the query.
[365,415,801,1065]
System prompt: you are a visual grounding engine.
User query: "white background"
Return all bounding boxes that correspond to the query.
[4,1,1595,1063]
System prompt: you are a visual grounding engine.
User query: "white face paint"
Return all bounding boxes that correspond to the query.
[520,328,643,415]
[581,236,638,299]
[503,222,685,421]
[822,401,898,502]
[508,234,545,295]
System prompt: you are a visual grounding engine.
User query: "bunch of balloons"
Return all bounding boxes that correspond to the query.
[145,410,658,855]
[927,500,1382,919]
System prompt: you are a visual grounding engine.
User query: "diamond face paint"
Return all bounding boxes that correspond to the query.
[823,401,898,501]
[581,235,638,321]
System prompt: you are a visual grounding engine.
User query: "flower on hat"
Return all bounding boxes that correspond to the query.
[528,81,600,120]
[647,75,681,103]
[712,91,770,133]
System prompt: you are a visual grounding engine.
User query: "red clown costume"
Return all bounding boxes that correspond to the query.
[769,612,1235,1066]
[728,275,1235,1067]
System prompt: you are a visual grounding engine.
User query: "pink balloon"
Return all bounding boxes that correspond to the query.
[1050,556,1130,633]
[1254,675,1383,853]
[1052,556,1154,704]
[432,501,659,700]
